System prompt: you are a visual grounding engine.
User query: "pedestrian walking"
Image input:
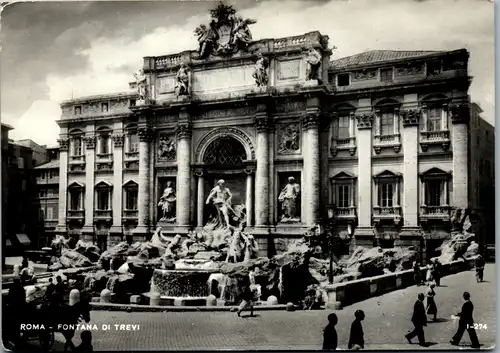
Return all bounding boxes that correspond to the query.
[426,283,437,322]
[433,259,442,286]
[348,310,365,350]
[450,292,480,349]
[322,313,338,350]
[405,293,427,346]
[413,261,423,286]
[425,262,433,284]
[237,285,254,317]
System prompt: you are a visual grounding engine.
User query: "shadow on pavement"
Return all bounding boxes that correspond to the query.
[429,318,450,323]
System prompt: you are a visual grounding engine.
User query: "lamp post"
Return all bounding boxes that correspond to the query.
[326,204,336,284]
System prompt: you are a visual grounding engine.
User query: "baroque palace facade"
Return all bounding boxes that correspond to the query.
[55,5,477,258]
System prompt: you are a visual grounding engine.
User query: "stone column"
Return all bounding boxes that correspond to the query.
[82,135,96,240]
[401,93,421,235]
[450,103,469,208]
[176,123,192,229]
[196,172,204,228]
[302,113,321,226]
[135,126,152,238]
[110,132,124,241]
[354,112,374,238]
[255,116,270,228]
[56,138,69,234]
[245,171,254,227]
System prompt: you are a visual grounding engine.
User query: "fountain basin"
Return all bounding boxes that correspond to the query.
[151,269,218,297]
[174,259,221,271]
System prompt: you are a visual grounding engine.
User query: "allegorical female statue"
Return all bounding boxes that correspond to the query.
[278,176,300,221]
[305,48,322,81]
[175,62,190,96]
[158,181,176,222]
[253,54,269,87]
[133,69,148,100]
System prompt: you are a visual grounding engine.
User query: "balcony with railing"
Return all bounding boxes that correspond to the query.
[330,137,356,157]
[373,134,401,154]
[67,210,84,221]
[94,210,112,222]
[373,206,402,225]
[122,209,139,221]
[333,206,357,220]
[420,130,450,151]
[419,205,451,222]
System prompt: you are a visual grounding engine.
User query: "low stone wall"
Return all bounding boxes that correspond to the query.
[325,258,475,309]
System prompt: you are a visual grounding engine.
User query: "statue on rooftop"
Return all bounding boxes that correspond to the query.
[305,48,322,81]
[175,62,190,96]
[194,3,257,58]
[252,54,269,87]
[133,69,149,101]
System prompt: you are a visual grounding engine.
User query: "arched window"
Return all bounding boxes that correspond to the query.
[97,127,112,156]
[203,137,246,165]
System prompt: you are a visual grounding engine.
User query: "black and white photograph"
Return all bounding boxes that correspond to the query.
[0,0,495,351]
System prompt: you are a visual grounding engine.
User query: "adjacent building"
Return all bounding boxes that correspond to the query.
[53,5,493,259]
[33,145,60,247]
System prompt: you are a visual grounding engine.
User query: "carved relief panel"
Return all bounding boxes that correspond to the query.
[277,123,301,155]
[157,134,177,162]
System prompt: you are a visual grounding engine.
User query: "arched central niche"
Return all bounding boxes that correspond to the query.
[203,136,246,165]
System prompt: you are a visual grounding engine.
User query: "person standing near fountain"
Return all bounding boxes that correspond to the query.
[206,179,233,227]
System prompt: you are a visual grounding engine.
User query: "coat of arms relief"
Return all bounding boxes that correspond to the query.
[194,3,257,59]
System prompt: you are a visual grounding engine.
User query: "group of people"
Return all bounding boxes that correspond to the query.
[406,291,480,348]
[322,310,365,350]
[413,258,442,286]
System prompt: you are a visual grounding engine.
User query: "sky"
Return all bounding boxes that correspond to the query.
[1,0,494,145]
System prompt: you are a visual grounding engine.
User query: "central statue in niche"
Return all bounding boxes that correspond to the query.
[205,179,235,228]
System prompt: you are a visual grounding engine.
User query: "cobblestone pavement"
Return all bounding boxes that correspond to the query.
[49,264,495,351]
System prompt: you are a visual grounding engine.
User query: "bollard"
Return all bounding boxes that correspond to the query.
[69,289,81,306]
[130,295,142,305]
[149,292,161,306]
[267,295,278,306]
[206,295,217,307]
[13,265,20,278]
[286,302,295,312]
[100,289,111,303]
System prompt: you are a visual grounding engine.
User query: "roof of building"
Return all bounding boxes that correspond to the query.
[34,160,59,169]
[331,50,444,69]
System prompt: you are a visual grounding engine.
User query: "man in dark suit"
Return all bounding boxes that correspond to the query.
[405,293,427,346]
[450,292,480,348]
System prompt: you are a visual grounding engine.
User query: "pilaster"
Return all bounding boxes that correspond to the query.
[82,133,96,238]
[254,115,270,229]
[450,103,470,208]
[56,138,69,234]
[110,130,124,237]
[354,109,373,235]
[245,170,254,227]
[176,122,192,230]
[401,93,422,235]
[195,171,204,228]
[302,112,321,226]
[135,125,153,237]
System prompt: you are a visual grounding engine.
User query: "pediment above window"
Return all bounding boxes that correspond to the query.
[68,181,85,189]
[95,180,113,188]
[373,170,402,180]
[123,179,139,187]
[330,171,357,180]
[419,167,452,179]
